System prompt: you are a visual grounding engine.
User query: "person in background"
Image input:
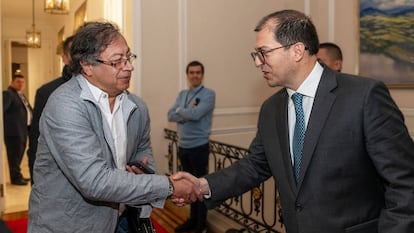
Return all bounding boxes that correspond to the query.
[168,61,215,233]
[174,9,414,233]
[27,35,74,185]
[28,21,199,233]
[3,73,32,186]
[0,219,12,233]
[316,42,343,72]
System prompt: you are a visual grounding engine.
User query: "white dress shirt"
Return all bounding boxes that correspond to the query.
[86,80,127,169]
[287,62,323,164]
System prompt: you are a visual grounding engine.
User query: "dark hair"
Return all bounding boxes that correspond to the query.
[63,35,75,56]
[12,74,24,81]
[69,21,122,75]
[319,42,343,61]
[254,9,319,55]
[186,60,204,74]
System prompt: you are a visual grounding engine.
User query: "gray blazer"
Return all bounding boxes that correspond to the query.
[28,75,169,233]
[205,68,414,233]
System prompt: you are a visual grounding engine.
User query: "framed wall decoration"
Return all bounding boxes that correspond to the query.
[56,26,65,55]
[359,0,414,88]
[74,1,87,33]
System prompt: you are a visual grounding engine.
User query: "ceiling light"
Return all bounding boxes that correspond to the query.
[26,0,41,48]
[44,0,70,14]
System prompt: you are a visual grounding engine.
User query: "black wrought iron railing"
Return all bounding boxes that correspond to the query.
[164,128,284,233]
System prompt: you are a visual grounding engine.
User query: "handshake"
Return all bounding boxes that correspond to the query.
[126,160,210,205]
[168,172,210,206]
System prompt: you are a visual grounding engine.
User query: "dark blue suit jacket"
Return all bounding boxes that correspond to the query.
[3,87,31,138]
[205,68,414,233]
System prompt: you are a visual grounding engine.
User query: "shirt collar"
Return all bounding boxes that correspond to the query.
[189,85,203,92]
[84,78,126,103]
[287,62,323,98]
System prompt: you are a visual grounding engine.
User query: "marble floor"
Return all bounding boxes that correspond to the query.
[3,148,31,214]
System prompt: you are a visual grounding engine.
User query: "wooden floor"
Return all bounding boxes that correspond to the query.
[2,150,191,232]
[1,210,28,221]
[152,200,190,232]
[2,199,189,232]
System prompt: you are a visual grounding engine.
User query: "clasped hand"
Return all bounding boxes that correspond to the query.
[169,172,209,206]
[126,159,208,206]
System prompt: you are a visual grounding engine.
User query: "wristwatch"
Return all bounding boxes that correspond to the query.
[167,177,174,197]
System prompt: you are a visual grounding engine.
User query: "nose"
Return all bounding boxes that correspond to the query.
[254,56,264,67]
[123,59,134,71]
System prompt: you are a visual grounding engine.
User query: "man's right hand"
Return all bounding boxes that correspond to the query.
[169,172,210,206]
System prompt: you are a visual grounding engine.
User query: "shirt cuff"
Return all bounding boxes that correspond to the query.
[199,177,211,199]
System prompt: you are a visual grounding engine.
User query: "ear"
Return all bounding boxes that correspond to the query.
[292,42,307,62]
[334,60,343,72]
[80,61,93,77]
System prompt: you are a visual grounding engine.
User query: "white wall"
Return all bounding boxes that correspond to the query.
[134,0,414,175]
[1,0,412,176]
[137,0,284,173]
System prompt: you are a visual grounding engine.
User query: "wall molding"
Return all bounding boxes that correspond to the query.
[211,125,257,136]
[328,0,335,41]
[211,107,414,137]
[178,0,188,91]
[401,108,414,137]
[132,0,142,96]
[213,106,260,116]
[211,107,259,136]
[401,108,414,117]
[213,107,414,117]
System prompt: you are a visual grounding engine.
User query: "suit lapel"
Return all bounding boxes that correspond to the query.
[297,70,337,188]
[275,90,299,194]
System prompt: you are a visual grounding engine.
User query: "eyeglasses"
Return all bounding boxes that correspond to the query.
[95,54,137,69]
[250,43,295,64]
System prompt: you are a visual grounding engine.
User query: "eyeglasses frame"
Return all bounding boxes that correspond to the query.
[251,43,295,64]
[95,53,137,69]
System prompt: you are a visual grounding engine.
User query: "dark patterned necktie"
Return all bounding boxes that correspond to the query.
[292,93,305,183]
[19,93,32,125]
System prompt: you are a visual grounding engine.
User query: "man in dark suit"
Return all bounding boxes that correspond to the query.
[3,73,33,185]
[317,42,343,72]
[173,9,414,233]
[27,35,74,185]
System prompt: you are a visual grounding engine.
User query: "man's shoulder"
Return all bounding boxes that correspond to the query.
[3,87,16,94]
[203,87,215,94]
[258,88,287,112]
[126,93,148,108]
[37,77,67,95]
[333,72,383,92]
[3,88,17,98]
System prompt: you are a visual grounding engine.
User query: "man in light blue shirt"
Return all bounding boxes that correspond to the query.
[168,61,215,233]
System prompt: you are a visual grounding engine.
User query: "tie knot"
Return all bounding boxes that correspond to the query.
[292,93,303,105]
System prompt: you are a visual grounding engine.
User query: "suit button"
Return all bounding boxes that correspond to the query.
[295,204,303,212]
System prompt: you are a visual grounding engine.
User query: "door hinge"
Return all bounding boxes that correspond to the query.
[0,184,3,197]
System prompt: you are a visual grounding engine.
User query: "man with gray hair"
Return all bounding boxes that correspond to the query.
[28,21,200,233]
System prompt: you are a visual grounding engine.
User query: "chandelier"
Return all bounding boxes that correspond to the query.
[26,0,41,48]
[44,0,70,14]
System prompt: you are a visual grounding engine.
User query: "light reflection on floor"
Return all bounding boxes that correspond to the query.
[3,147,31,214]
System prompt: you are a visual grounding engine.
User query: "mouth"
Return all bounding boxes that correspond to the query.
[261,70,271,79]
[118,76,131,83]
